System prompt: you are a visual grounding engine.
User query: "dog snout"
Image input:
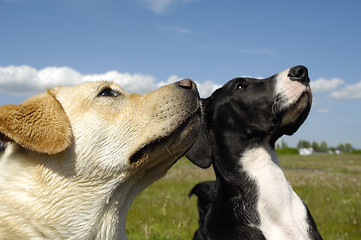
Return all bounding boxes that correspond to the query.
[288,65,310,85]
[177,78,198,91]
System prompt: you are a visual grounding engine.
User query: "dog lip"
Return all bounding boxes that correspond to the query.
[271,90,311,136]
[294,91,311,113]
[277,87,311,115]
[129,106,201,164]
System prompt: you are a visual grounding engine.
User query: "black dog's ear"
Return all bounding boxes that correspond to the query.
[186,127,212,169]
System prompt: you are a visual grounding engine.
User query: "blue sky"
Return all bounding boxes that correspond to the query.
[1,0,361,149]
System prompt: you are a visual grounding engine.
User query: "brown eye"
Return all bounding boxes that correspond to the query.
[236,83,248,91]
[98,88,120,97]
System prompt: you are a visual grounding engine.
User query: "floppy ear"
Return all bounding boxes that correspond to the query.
[186,127,212,169]
[0,90,72,154]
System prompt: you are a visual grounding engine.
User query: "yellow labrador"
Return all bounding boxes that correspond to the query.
[0,79,201,239]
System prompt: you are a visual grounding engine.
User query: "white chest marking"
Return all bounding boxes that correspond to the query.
[241,144,311,240]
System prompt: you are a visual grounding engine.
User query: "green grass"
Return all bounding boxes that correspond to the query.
[126,154,361,239]
[276,147,299,155]
[126,162,215,239]
[280,154,361,240]
[352,149,361,154]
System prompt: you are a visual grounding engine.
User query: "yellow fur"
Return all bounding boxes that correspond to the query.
[0,81,201,239]
[0,91,72,154]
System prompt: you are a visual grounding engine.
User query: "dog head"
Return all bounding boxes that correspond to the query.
[0,79,201,179]
[188,66,312,168]
[0,79,202,238]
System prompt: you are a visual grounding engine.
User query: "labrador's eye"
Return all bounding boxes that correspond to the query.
[98,88,120,97]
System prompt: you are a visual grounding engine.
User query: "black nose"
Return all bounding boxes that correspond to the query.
[288,65,310,84]
[178,78,197,90]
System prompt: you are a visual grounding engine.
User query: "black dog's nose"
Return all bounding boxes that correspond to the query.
[178,78,197,90]
[288,65,310,84]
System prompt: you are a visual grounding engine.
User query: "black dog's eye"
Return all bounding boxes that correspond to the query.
[98,88,120,97]
[236,83,248,91]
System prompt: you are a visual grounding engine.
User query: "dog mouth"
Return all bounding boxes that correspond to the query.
[284,91,310,117]
[273,91,312,136]
[129,107,201,164]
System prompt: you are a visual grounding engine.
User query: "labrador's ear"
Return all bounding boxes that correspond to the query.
[186,127,212,169]
[0,90,72,154]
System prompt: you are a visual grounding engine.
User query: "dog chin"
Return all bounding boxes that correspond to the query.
[279,92,312,136]
[130,109,201,167]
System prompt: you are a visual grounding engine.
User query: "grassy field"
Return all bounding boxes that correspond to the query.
[126,154,361,240]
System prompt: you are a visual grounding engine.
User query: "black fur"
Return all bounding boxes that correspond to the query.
[188,181,217,240]
[187,66,322,240]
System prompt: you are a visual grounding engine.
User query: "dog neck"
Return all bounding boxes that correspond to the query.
[210,139,312,239]
[0,144,148,240]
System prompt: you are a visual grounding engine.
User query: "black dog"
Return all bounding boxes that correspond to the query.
[187,66,322,240]
[188,181,217,240]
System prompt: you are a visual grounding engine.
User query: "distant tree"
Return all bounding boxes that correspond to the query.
[297,140,311,149]
[345,143,354,153]
[281,140,288,149]
[337,143,346,153]
[312,141,320,152]
[319,141,329,153]
[286,141,354,154]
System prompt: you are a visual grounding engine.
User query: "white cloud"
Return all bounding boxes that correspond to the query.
[310,77,361,100]
[197,81,221,98]
[318,108,331,114]
[0,65,43,96]
[310,77,345,93]
[144,0,194,14]
[144,0,174,14]
[156,74,182,86]
[0,65,219,98]
[330,80,361,100]
[160,26,200,35]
